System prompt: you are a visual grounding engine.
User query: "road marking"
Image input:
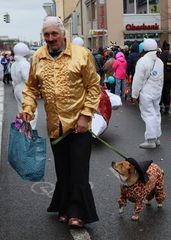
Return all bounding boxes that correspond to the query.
[70,229,91,240]
[31,181,94,199]
[31,182,55,198]
[31,182,93,239]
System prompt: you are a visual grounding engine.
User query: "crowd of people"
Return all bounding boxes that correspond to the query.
[0,36,170,120]
[0,50,14,84]
[92,39,170,148]
[92,39,171,111]
[0,16,171,228]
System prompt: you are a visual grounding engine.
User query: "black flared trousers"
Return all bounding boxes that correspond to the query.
[47,131,99,224]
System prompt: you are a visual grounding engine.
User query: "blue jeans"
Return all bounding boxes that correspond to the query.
[115,78,126,98]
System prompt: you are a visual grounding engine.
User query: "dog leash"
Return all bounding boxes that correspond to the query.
[90,130,127,159]
[51,131,71,145]
[52,130,127,159]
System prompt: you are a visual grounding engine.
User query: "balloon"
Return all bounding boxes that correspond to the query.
[139,42,144,53]
[108,76,115,84]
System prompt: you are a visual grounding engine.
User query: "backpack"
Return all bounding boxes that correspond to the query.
[165,53,171,72]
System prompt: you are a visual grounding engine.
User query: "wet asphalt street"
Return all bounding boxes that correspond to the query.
[0,84,171,240]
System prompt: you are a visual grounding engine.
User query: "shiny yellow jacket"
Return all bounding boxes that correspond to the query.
[22,40,101,138]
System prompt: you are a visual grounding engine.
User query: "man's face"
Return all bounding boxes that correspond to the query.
[43,25,65,51]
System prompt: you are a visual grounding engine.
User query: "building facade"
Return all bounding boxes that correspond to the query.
[108,0,171,47]
[0,36,19,51]
[55,0,171,49]
[55,0,80,39]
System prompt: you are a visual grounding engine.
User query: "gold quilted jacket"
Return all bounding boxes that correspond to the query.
[22,40,101,138]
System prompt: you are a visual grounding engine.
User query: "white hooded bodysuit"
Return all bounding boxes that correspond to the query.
[132,51,164,140]
[11,43,38,129]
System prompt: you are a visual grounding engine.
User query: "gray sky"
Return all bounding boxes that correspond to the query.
[0,0,48,43]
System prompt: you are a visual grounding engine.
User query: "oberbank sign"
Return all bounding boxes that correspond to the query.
[125,23,159,31]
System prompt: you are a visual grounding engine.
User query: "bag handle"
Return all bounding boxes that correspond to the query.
[20,122,35,139]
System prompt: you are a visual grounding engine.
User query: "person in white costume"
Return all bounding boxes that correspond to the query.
[11,42,38,129]
[132,39,164,149]
[72,36,84,46]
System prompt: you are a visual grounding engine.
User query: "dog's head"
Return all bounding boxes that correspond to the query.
[111,160,139,186]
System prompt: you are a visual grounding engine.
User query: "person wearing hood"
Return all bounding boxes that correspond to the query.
[93,47,105,85]
[126,41,140,77]
[132,39,164,149]
[72,36,84,46]
[112,51,127,98]
[11,42,38,129]
[159,41,171,115]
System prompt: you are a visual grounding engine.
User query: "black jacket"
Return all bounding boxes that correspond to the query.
[160,51,171,82]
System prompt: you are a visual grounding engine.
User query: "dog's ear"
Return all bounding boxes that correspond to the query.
[128,163,136,175]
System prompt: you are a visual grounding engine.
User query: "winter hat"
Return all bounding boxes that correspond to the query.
[144,38,157,52]
[13,42,30,57]
[42,16,65,32]
[72,37,84,46]
[126,158,153,183]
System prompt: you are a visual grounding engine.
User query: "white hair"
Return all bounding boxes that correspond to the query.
[42,16,65,33]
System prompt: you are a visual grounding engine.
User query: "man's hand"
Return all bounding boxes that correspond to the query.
[75,115,90,133]
[21,112,32,123]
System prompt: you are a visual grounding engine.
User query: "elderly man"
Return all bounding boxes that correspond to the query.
[22,16,101,228]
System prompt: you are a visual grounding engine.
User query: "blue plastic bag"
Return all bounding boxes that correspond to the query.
[8,122,46,181]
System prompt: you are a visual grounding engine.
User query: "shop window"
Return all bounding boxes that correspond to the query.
[124,32,160,42]
[86,1,96,22]
[149,0,160,13]
[124,0,159,14]
[136,0,147,14]
[123,0,135,13]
